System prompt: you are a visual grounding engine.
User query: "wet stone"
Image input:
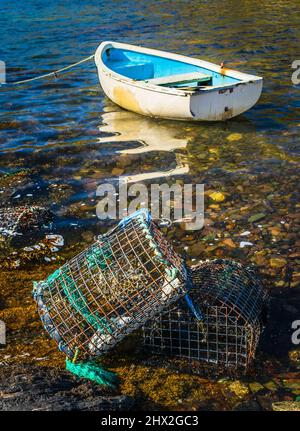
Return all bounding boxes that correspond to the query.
[270,257,287,268]
[263,381,278,392]
[226,133,243,142]
[233,400,261,411]
[248,213,266,223]
[282,380,300,395]
[272,401,300,411]
[249,382,264,394]
[228,381,249,398]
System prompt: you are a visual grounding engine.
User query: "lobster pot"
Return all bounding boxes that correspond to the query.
[0,206,52,238]
[143,259,268,372]
[33,209,187,361]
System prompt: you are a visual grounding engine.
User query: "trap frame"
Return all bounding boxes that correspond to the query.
[143,259,268,372]
[33,209,188,361]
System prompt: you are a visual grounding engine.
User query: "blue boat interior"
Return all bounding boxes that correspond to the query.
[102,47,240,87]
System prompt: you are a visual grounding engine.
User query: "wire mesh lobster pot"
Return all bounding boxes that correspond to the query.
[143,259,268,372]
[33,209,188,361]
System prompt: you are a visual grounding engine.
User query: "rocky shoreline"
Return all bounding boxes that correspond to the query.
[0,161,299,411]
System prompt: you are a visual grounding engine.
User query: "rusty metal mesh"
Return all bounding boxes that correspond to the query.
[143,259,268,371]
[33,209,187,361]
[0,205,52,237]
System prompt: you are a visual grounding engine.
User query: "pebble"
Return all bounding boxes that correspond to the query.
[264,381,278,392]
[240,231,251,236]
[240,241,253,248]
[226,133,243,142]
[222,238,236,248]
[248,213,266,223]
[272,401,300,411]
[112,167,125,176]
[229,381,249,397]
[249,382,264,394]
[233,400,261,411]
[46,234,64,247]
[209,191,225,202]
[270,257,287,268]
[50,246,59,252]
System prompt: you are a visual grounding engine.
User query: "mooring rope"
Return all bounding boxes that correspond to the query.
[2,54,94,86]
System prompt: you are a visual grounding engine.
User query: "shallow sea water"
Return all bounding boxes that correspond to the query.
[0,0,299,410]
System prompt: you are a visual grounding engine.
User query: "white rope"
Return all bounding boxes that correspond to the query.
[3,54,94,86]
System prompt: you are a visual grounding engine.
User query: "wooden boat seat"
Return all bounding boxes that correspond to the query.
[146,72,212,88]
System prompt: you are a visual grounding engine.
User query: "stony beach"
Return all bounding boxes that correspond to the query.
[1,0,299,411]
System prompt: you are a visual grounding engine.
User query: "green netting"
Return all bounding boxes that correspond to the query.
[47,243,113,336]
[66,358,118,388]
[85,242,112,270]
[60,269,112,335]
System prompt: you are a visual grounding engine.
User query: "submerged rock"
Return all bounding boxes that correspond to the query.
[226,133,243,142]
[228,381,249,398]
[264,380,278,392]
[233,400,261,411]
[222,238,236,248]
[248,213,266,223]
[272,401,300,411]
[209,191,225,202]
[45,234,64,247]
[249,382,264,394]
[240,241,253,248]
[0,233,65,269]
[289,350,300,369]
[0,205,53,247]
[269,257,287,268]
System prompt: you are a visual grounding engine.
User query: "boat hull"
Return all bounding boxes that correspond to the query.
[95,42,263,122]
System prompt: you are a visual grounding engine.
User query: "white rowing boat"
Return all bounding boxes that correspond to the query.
[95,41,263,122]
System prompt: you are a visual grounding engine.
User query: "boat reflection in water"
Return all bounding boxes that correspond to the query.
[98,104,189,183]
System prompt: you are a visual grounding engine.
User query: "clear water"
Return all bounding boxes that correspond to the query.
[0,0,299,261]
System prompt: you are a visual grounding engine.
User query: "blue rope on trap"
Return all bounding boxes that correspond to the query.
[184,292,204,321]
